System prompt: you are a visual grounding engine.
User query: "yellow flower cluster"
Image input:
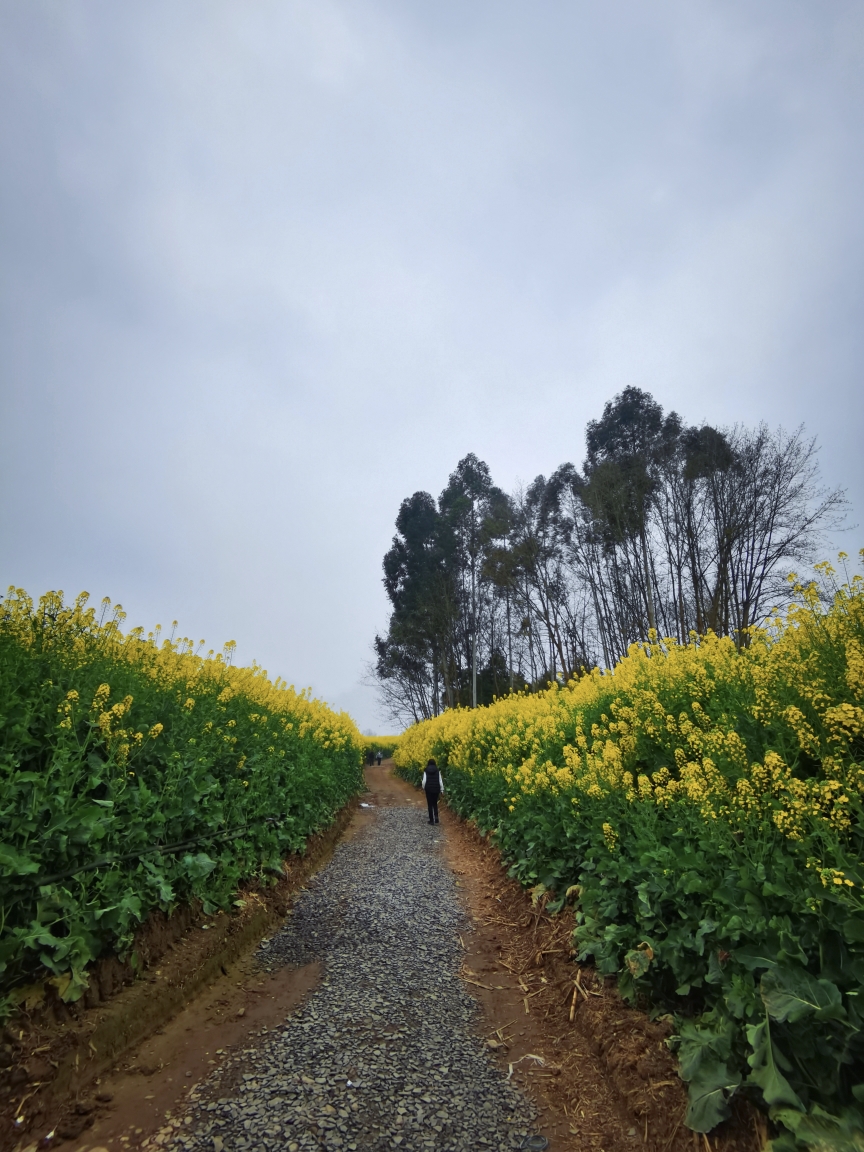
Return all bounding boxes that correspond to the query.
[56,688,79,729]
[806,857,856,888]
[2,587,363,764]
[395,555,864,845]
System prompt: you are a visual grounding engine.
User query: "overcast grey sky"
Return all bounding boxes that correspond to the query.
[2,1,862,732]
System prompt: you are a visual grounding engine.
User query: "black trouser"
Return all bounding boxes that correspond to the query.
[425,789,440,823]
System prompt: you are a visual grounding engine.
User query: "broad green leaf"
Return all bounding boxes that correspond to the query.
[706,950,726,985]
[182,852,217,880]
[695,918,718,953]
[761,967,846,1024]
[0,843,39,875]
[733,943,778,971]
[772,1107,805,1134]
[685,1059,741,1132]
[773,1105,864,1152]
[59,968,91,1003]
[676,1017,734,1080]
[746,1018,803,1110]
[118,893,143,921]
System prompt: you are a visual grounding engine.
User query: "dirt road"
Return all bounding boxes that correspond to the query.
[125,766,537,1152]
[41,766,756,1152]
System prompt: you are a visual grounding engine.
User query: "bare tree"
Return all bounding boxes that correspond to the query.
[719,425,847,640]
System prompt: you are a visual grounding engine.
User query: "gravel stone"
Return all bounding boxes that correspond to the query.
[152,808,535,1152]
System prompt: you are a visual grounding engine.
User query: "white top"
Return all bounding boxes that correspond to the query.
[421,770,444,793]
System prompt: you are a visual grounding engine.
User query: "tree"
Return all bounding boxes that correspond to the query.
[718,424,847,642]
[374,455,513,723]
[375,491,452,724]
[438,455,506,708]
[583,387,682,636]
[372,395,847,723]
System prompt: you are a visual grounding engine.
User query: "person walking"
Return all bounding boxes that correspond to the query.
[375,750,382,766]
[421,758,443,824]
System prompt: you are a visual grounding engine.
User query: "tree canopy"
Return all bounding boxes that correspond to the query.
[373,390,847,726]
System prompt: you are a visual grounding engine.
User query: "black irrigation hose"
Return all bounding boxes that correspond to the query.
[28,814,288,887]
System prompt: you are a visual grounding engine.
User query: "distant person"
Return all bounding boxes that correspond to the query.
[366,749,375,766]
[421,758,443,825]
[375,750,382,766]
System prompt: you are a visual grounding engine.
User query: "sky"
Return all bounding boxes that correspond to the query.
[1,1,863,733]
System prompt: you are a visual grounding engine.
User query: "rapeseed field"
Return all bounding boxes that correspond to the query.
[396,557,864,1145]
[0,589,364,1012]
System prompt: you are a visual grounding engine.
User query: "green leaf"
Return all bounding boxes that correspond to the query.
[182,852,217,880]
[773,1105,864,1152]
[676,1016,734,1080]
[695,918,718,955]
[761,967,846,1024]
[685,1059,741,1133]
[0,843,39,875]
[746,1018,803,1110]
[734,943,778,971]
[60,968,91,1003]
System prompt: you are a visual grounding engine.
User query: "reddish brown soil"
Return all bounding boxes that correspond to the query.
[47,956,322,1152]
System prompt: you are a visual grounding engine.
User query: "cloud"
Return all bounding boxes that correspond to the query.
[1,0,862,730]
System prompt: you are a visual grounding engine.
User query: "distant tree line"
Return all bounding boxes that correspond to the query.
[373,388,847,727]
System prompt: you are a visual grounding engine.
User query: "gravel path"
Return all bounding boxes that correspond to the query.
[153,807,536,1152]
